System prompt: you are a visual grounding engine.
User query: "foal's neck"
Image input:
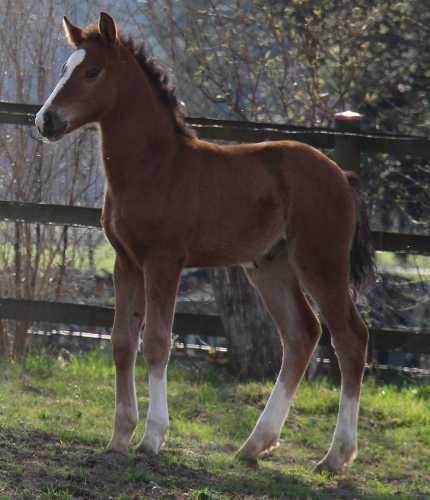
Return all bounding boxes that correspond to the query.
[99,56,178,190]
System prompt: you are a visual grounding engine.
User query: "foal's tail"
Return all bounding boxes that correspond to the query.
[346,172,376,294]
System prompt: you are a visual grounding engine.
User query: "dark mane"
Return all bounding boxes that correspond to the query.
[121,35,195,138]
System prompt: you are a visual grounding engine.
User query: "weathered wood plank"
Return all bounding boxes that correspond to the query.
[0,102,40,126]
[0,201,102,228]
[371,328,430,355]
[0,113,36,126]
[0,298,224,337]
[0,298,114,327]
[190,123,335,149]
[1,298,429,354]
[1,201,429,256]
[320,325,430,355]
[360,135,430,157]
[2,102,430,158]
[0,102,41,115]
[372,231,430,255]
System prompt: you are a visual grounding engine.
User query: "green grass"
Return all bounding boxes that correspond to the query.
[0,350,429,499]
[0,225,116,274]
[377,251,430,278]
[92,241,115,273]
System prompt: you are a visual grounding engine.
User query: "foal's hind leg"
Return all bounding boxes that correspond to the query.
[299,268,368,473]
[316,293,368,472]
[107,257,145,452]
[237,257,321,463]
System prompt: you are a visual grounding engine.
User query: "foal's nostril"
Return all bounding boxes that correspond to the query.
[39,110,68,140]
[43,111,55,135]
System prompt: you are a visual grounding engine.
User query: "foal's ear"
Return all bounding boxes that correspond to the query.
[63,16,84,48]
[99,12,117,45]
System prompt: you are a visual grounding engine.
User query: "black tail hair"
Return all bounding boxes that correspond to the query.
[345,172,377,294]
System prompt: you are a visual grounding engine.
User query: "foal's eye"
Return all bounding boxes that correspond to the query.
[85,69,101,80]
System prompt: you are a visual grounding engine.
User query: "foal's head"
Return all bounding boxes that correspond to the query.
[36,13,125,141]
[36,13,191,142]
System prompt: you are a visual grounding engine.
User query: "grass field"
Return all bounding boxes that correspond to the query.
[0,350,429,499]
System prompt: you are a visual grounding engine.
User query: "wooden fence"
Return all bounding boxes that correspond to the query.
[1,101,430,354]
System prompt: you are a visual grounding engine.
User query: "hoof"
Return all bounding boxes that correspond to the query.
[236,442,260,467]
[316,448,356,475]
[135,431,167,454]
[236,433,278,466]
[135,443,157,455]
[315,460,339,476]
[105,446,126,455]
[316,440,357,474]
[236,452,259,468]
[106,438,129,454]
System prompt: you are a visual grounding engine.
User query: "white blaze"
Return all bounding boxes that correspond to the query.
[35,49,86,129]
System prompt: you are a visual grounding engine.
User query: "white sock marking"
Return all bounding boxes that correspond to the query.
[147,369,168,427]
[138,369,169,452]
[35,49,86,129]
[333,392,359,443]
[322,391,360,469]
[255,377,292,435]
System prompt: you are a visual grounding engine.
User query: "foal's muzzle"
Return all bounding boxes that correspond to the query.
[36,111,68,141]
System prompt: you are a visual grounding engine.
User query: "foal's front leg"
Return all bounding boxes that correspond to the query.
[107,258,145,452]
[136,256,182,454]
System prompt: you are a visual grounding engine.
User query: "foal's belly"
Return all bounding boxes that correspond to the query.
[185,222,287,268]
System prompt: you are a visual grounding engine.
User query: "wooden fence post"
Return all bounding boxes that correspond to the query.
[334,110,363,175]
[325,111,364,383]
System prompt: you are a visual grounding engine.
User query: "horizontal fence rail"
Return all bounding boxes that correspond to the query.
[0,298,224,338]
[0,200,103,227]
[1,102,430,356]
[1,297,430,354]
[2,101,430,156]
[188,116,430,157]
[1,200,429,255]
[0,102,40,125]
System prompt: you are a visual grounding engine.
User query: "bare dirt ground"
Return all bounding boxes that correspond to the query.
[0,427,215,499]
[0,426,373,500]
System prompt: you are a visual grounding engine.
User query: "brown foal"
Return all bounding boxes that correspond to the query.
[36,13,375,473]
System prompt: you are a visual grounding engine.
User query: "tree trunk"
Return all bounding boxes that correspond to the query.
[12,321,30,358]
[0,320,8,357]
[209,266,282,379]
[12,222,28,356]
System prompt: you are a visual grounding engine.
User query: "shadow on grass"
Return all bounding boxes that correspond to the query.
[0,427,425,500]
[137,447,424,500]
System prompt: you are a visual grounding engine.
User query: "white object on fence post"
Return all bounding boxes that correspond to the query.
[328,111,364,384]
[334,110,363,175]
